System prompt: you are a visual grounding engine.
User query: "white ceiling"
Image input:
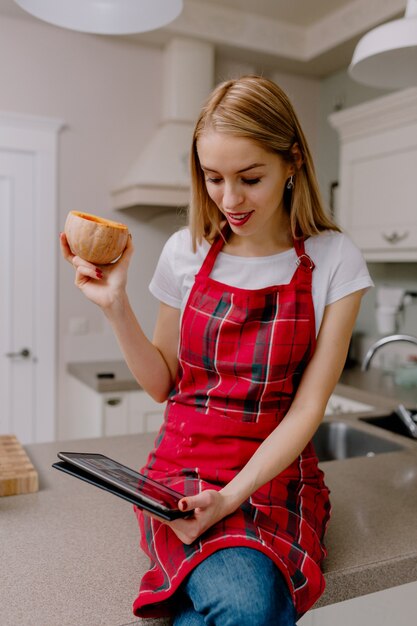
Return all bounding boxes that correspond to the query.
[203,0,353,27]
[0,0,356,25]
[0,0,407,77]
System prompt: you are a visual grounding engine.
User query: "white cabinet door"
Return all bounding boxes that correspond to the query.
[330,88,417,262]
[103,389,165,435]
[338,123,417,259]
[103,393,129,436]
[64,378,165,439]
[128,391,165,434]
[63,375,103,440]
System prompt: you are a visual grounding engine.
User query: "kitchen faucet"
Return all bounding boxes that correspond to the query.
[361,334,417,439]
[361,334,417,372]
[394,404,417,439]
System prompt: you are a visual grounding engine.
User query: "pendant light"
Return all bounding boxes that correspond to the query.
[13,0,184,35]
[349,0,417,88]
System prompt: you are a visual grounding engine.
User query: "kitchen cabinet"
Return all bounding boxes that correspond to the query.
[63,374,165,440]
[329,88,417,261]
[103,390,165,436]
[64,365,373,441]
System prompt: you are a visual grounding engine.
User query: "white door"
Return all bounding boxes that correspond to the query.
[0,112,63,443]
[0,151,36,442]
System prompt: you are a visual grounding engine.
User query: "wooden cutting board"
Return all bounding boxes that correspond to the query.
[0,435,39,496]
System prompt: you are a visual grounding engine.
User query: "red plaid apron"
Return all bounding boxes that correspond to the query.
[133,227,331,619]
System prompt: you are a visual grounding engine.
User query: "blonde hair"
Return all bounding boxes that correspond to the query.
[188,75,339,247]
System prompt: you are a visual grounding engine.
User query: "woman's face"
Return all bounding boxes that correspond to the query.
[197,131,294,250]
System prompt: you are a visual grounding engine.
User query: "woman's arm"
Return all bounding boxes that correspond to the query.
[60,233,180,402]
[169,289,365,544]
[103,297,180,402]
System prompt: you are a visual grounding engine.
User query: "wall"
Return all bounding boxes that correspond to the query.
[215,58,321,159]
[271,70,320,162]
[0,14,177,436]
[316,69,417,347]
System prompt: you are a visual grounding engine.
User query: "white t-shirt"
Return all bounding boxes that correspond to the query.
[149,228,374,336]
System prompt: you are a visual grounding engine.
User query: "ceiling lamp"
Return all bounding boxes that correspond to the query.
[14,0,184,35]
[349,0,417,89]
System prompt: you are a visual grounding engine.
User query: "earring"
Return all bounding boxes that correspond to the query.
[286,175,294,190]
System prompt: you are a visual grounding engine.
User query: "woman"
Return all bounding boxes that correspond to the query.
[61,76,373,625]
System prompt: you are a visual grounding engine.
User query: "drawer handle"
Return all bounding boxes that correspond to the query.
[382,231,409,244]
[106,397,122,406]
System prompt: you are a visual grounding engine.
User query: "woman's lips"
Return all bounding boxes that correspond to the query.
[225,211,254,226]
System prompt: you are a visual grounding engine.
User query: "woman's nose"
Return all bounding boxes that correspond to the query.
[222,183,244,211]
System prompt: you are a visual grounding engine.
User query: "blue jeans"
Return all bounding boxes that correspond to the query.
[173,547,297,626]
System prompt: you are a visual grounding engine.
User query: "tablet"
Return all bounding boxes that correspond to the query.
[52,452,193,521]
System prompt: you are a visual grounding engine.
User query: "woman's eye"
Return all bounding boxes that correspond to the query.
[205,176,260,185]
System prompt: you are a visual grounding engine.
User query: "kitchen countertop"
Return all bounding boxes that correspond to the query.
[2,374,417,625]
[339,367,417,407]
[68,359,417,407]
[68,360,141,393]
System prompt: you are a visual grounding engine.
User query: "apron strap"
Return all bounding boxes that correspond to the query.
[196,224,229,279]
[196,226,315,281]
[291,237,315,289]
[293,237,315,272]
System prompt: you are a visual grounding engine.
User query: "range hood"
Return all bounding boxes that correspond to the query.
[112,37,214,210]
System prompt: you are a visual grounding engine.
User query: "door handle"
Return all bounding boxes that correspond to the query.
[5,348,31,359]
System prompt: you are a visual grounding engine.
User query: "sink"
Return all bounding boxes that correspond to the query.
[313,421,403,462]
[360,412,417,439]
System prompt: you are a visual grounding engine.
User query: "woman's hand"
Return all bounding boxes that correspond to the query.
[59,232,133,310]
[165,489,237,545]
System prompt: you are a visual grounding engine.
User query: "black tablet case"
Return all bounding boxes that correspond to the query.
[52,460,188,521]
